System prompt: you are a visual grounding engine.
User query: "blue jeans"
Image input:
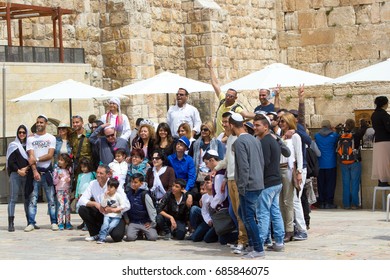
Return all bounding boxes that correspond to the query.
[341,162,361,208]
[8,172,29,220]
[156,214,187,240]
[99,216,121,240]
[257,184,285,244]
[27,173,57,225]
[189,206,203,230]
[238,190,263,252]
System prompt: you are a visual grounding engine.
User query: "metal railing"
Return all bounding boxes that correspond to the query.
[0,45,85,63]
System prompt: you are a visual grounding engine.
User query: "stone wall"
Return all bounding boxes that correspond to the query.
[1,0,389,129]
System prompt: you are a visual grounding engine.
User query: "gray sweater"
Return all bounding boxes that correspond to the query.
[233,133,265,195]
[89,126,130,164]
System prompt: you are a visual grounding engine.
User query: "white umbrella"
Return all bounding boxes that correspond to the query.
[333,58,390,83]
[221,63,333,91]
[110,71,214,95]
[10,79,118,123]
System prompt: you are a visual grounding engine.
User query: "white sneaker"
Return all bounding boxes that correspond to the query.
[24,224,34,232]
[232,244,244,254]
[85,235,99,241]
[51,223,59,231]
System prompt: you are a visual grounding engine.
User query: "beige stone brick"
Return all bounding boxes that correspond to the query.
[315,10,328,28]
[333,26,358,43]
[110,12,129,26]
[296,0,312,10]
[301,29,335,46]
[313,0,324,9]
[323,0,341,7]
[381,2,390,21]
[101,41,117,55]
[328,6,356,26]
[298,11,316,29]
[282,0,296,12]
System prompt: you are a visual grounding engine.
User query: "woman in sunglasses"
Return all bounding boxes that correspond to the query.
[189,121,225,191]
[6,125,32,232]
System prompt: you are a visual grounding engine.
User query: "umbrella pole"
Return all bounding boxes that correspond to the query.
[69,98,72,125]
[166,93,169,111]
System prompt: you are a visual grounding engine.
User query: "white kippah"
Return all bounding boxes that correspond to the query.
[230,112,243,122]
[207,149,219,157]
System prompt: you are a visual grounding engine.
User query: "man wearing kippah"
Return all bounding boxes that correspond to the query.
[229,112,265,259]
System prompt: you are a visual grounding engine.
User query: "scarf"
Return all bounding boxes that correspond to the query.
[106,111,124,136]
[151,166,167,200]
[6,125,29,169]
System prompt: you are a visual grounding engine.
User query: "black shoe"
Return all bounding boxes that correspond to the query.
[77,222,85,230]
[324,203,337,209]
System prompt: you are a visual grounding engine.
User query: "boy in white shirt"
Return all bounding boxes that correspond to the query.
[108,148,128,190]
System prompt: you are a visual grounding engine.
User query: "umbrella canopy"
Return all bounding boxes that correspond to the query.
[332,58,390,84]
[221,63,333,91]
[10,79,117,123]
[110,71,214,95]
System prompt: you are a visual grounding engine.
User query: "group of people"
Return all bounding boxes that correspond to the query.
[6,58,390,259]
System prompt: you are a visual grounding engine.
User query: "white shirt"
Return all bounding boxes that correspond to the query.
[108,160,128,189]
[215,135,237,180]
[26,133,56,169]
[77,179,130,214]
[100,113,131,141]
[201,193,213,224]
[166,103,202,138]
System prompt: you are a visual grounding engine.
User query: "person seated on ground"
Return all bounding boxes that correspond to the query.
[77,164,130,242]
[124,173,158,241]
[167,136,196,193]
[96,177,125,244]
[156,179,191,240]
[145,151,175,205]
[126,148,150,193]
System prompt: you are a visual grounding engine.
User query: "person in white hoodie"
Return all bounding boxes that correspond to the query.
[108,148,128,190]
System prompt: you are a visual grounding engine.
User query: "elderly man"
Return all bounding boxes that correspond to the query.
[89,123,130,165]
[166,88,202,138]
[25,115,57,232]
[207,58,243,136]
[77,164,130,242]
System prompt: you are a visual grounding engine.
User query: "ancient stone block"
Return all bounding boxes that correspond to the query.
[328,6,356,26]
[301,29,335,46]
[298,11,316,29]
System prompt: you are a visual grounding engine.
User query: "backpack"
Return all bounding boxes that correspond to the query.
[306,147,319,178]
[336,132,356,164]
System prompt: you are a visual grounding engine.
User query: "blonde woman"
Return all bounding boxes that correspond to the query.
[189,121,224,187]
[278,112,304,242]
[177,122,195,152]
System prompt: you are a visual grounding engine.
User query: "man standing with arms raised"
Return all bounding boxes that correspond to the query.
[207,58,243,136]
[229,112,265,258]
[25,115,57,232]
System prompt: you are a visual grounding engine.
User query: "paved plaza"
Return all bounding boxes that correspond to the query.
[0,202,390,260]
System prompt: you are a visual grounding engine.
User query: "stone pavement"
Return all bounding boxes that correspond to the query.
[0,203,390,260]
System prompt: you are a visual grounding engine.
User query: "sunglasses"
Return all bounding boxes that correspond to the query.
[279,119,286,124]
[201,128,209,132]
[152,157,161,160]
[105,133,115,138]
[18,131,26,134]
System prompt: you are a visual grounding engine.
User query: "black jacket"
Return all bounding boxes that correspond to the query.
[371,108,390,142]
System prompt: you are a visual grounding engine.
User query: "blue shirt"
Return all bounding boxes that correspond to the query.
[254,103,274,113]
[167,153,196,191]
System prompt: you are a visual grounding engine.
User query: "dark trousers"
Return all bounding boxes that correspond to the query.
[301,188,310,228]
[317,168,337,204]
[78,205,125,242]
[156,214,187,240]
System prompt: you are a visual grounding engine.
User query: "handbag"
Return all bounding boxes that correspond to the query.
[211,208,236,236]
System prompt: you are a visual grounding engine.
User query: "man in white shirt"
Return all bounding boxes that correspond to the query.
[78,164,130,242]
[25,115,57,232]
[166,88,202,138]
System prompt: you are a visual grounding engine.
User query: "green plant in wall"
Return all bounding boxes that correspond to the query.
[326,7,334,16]
[324,94,333,100]
[346,92,353,98]
[285,95,292,103]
